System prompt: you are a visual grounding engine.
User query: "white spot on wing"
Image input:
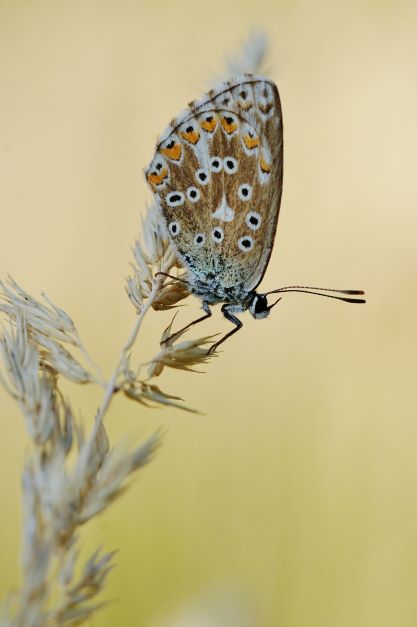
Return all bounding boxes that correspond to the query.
[223,157,238,174]
[238,183,253,201]
[238,235,254,252]
[209,156,223,173]
[195,169,209,185]
[169,221,180,236]
[187,186,201,202]
[167,191,185,207]
[194,233,205,247]
[212,195,235,222]
[246,211,262,231]
[211,226,224,243]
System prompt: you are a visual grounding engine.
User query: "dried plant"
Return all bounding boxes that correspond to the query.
[0,195,219,626]
[0,199,215,626]
[0,31,267,627]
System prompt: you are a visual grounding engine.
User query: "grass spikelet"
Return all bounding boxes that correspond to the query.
[0,203,211,625]
[147,321,217,377]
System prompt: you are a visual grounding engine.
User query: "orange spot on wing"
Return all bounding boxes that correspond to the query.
[147,168,168,186]
[243,134,260,150]
[201,116,217,133]
[180,130,200,144]
[221,115,238,134]
[161,143,182,161]
[260,156,271,173]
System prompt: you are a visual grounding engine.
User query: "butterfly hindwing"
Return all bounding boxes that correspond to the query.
[146,76,283,293]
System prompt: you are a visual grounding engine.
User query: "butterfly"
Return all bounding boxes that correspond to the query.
[145,74,365,354]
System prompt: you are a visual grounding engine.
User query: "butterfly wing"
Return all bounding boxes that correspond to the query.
[146,76,283,293]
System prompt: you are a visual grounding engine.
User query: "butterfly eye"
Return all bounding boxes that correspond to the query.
[211,227,224,243]
[168,221,181,236]
[194,233,205,247]
[223,157,238,174]
[166,191,185,207]
[245,211,262,231]
[238,184,253,201]
[195,169,209,186]
[238,236,254,252]
[209,157,223,173]
[187,187,201,202]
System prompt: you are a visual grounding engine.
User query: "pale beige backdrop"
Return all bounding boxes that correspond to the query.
[1,1,417,626]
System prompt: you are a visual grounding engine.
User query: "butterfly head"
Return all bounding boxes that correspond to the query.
[248,293,280,320]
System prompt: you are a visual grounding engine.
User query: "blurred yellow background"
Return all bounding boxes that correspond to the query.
[1,0,417,625]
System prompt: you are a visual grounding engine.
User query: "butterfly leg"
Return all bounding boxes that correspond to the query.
[207,304,243,355]
[154,272,190,286]
[161,301,212,346]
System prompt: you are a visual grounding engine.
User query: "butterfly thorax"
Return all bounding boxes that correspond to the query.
[190,277,271,320]
[190,276,253,307]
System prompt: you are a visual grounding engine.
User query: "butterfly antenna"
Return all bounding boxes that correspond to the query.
[266,286,366,304]
[267,297,282,311]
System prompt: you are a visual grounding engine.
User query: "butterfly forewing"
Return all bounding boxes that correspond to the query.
[146,76,283,295]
